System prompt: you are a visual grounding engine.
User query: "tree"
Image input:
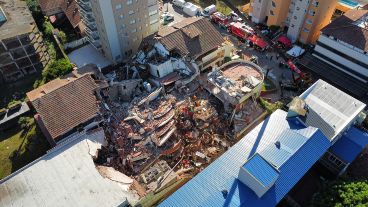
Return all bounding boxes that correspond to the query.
[43,21,54,39]
[311,180,368,207]
[58,31,67,44]
[42,59,73,82]
[18,117,32,130]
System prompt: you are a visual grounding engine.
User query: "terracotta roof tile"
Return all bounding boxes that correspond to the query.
[321,9,368,51]
[61,0,81,28]
[31,75,99,140]
[38,0,81,28]
[27,78,77,102]
[157,17,225,59]
[38,0,62,13]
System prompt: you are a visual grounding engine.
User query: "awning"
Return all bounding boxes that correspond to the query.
[277,36,292,48]
[248,35,269,49]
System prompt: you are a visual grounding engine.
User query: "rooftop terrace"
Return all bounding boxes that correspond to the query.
[206,60,264,106]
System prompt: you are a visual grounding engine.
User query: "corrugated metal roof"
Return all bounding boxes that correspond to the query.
[260,130,309,169]
[330,127,368,163]
[299,80,366,141]
[242,154,279,187]
[159,110,331,207]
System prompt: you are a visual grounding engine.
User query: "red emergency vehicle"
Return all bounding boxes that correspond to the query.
[210,12,229,26]
[227,22,254,41]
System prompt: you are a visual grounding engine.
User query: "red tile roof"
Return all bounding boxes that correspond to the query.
[31,75,99,140]
[61,0,81,28]
[38,0,81,28]
[38,0,62,14]
[156,17,225,59]
[321,9,368,51]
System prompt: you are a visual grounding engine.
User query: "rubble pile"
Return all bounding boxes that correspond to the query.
[96,83,237,194]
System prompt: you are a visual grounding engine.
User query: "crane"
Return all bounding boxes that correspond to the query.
[220,0,309,84]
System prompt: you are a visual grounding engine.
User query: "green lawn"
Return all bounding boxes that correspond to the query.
[0,118,50,179]
[187,0,249,15]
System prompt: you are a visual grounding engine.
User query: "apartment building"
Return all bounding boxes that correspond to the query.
[0,0,50,83]
[298,8,368,103]
[249,0,338,44]
[78,0,160,63]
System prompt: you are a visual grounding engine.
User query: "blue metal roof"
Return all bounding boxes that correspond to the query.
[159,110,331,207]
[242,154,279,187]
[330,127,368,163]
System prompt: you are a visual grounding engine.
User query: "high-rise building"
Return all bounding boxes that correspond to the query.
[77,0,160,63]
[0,0,50,83]
[249,0,338,44]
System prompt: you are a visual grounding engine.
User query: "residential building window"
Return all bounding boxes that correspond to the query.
[120,14,124,19]
[128,10,134,15]
[294,16,297,19]
[312,0,319,7]
[270,10,274,15]
[130,19,136,24]
[303,27,309,33]
[127,0,133,5]
[131,28,137,33]
[306,19,312,24]
[115,4,122,10]
[271,1,276,7]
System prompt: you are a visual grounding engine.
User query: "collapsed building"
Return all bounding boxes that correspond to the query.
[201,59,264,112]
[134,17,236,90]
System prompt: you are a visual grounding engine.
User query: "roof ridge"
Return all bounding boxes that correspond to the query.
[44,74,96,97]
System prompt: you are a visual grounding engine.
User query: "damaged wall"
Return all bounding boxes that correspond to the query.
[199,44,235,71]
[109,79,144,101]
[149,60,174,78]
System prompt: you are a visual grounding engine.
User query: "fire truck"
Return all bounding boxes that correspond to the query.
[227,22,254,41]
[210,12,230,27]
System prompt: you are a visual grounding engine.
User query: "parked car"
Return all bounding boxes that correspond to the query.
[161,12,174,25]
[183,2,201,17]
[202,4,216,17]
[172,0,185,8]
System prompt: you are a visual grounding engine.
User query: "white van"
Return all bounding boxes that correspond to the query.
[202,4,216,16]
[172,0,186,8]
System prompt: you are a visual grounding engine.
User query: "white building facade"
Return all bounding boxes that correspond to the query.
[84,0,160,63]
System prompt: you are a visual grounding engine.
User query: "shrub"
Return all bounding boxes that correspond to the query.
[43,21,54,39]
[58,31,67,44]
[42,59,73,82]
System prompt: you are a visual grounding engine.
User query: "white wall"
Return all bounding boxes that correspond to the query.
[149,60,174,78]
[287,0,309,42]
[148,3,160,34]
[98,0,122,62]
[251,0,271,23]
[315,35,368,79]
